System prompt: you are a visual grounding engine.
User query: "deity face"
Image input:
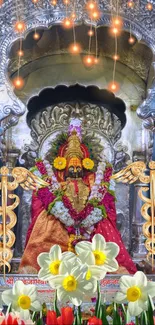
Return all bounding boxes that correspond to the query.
[67,157,83,179]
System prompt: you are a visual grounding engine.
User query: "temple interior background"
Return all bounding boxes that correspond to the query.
[0,0,155,285]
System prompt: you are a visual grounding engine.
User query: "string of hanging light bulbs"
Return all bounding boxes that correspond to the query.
[1,0,153,92]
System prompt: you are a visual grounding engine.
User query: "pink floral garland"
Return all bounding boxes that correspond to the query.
[62,196,94,222]
[35,159,113,223]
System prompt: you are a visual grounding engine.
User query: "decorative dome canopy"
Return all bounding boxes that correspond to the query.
[27,84,126,128]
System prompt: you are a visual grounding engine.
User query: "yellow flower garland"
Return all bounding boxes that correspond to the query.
[82,158,94,170]
[54,157,67,170]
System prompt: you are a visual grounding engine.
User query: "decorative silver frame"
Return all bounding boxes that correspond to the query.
[0,0,155,134]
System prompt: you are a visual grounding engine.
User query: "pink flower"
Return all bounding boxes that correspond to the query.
[125,322,135,325]
[36,161,47,175]
[103,166,112,182]
[38,188,56,209]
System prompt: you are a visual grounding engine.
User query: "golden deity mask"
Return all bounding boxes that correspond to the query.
[67,156,83,178]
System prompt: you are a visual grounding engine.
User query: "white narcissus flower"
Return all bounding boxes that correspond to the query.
[115,271,155,316]
[77,250,106,280]
[49,261,97,306]
[2,281,41,320]
[75,234,119,279]
[37,244,77,281]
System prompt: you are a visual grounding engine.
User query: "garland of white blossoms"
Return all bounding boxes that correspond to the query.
[51,201,103,227]
[32,158,111,230]
[88,161,106,200]
[43,159,60,192]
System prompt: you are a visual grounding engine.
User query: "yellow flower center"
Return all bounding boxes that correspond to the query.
[18,295,31,310]
[86,269,92,280]
[127,286,142,302]
[93,250,106,265]
[63,275,77,292]
[49,260,61,275]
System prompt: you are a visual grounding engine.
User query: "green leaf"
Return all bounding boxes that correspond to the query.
[97,205,107,218]
[112,303,122,325]
[95,282,101,318]
[36,317,43,325]
[54,290,61,317]
[126,309,131,324]
[47,197,62,213]
[101,304,110,325]
[76,305,82,325]
[140,311,148,325]
[30,166,38,173]
[146,295,154,325]
[107,189,116,200]
[73,307,82,325]
[135,315,139,325]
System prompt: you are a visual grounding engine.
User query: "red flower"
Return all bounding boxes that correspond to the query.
[46,310,58,325]
[57,316,63,325]
[46,308,74,325]
[125,323,135,325]
[103,166,112,182]
[61,307,74,325]
[36,161,47,175]
[1,314,24,325]
[87,316,102,325]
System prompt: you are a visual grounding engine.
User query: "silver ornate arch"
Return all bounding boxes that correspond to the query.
[0,0,155,134]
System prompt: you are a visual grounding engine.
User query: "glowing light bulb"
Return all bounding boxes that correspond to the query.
[33,32,40,40]
[17,50,24,57]
[51,0,57,5]
[13,76,24,90]
[15,21,26,33]
[146,2,153,10]
[127,1,134,8]
[94,57,98,64]
[71,12,76,19]
[112,17,123,27]
[91,10,100,19]
[88,29,94,36]
[63,0,70,4]
[108,81,119,92]
[114,19,120,25]
[0,0,3,6]
[128,36,135,44]
[113,54,119,60]
[86,1,97,10]
[111,84,116,90]
[32,0,39,3]
[112,27,119,35]
[69,43,81,54]
[84,55,95,66]
[62,18,72,29]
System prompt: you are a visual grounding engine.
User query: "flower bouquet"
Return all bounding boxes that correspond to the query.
[1,234,155,325]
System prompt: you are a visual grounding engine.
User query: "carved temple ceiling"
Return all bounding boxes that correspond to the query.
[0,0,155,133]
[8,25,153,83]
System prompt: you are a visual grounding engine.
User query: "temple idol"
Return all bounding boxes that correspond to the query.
[0,0,155,315]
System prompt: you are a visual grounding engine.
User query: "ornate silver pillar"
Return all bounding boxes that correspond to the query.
[132,181,148,263]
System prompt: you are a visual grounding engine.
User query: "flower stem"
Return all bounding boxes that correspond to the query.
[135,316,139,325]
[54,290,60,316]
